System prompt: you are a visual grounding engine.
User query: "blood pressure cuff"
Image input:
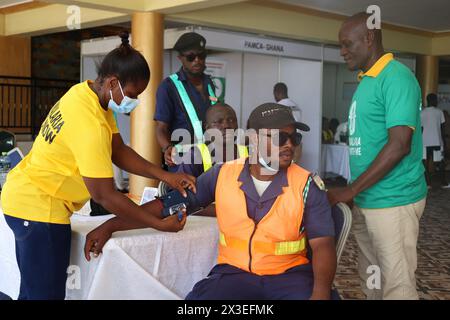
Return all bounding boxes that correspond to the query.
[158,189,200,218]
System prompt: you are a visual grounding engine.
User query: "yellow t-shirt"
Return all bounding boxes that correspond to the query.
[0,81,119,224]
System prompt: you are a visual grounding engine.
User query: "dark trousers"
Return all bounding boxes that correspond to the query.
[423,146,448,185]
[186,264,340,300]
[4,215,71,300]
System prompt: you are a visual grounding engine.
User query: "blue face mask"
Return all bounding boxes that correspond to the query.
[108,81,139,114]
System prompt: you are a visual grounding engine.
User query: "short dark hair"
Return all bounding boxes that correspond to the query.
[274,82,288,96]
[97,31,150,85]
[329,118,340,131]
[206,103,236,122]
[426,93,438,107]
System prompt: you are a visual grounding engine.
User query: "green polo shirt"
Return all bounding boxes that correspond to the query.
[348,53,427,209]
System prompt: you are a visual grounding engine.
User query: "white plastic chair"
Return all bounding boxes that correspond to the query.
[333,202,353,264]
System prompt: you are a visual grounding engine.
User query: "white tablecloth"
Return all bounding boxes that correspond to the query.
[321,144,351,181]
[0,205,219,300]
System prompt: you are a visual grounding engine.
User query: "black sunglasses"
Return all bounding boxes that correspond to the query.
[181,51,207,62]
[265,131,302,146]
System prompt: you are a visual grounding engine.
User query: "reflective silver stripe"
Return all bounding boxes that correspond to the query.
[302,176,312,205]
[197,143,213,172]
[208,84,217,105]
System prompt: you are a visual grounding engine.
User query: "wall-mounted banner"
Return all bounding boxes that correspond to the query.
[164,27,323,61]
[242,39,285,54]
[205,60,227,102]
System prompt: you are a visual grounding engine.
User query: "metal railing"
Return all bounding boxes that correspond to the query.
[0,76,77,137]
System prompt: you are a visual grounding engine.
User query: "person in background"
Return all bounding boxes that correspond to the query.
[421,93,449,188]
[334,121,349,144]
[0,32,194,300]
[154,32,217,172]
[444,110,450,167]
[329,118,340,137]
[274,82,303,163]
[177,103,247,178]
[322,117,334,144]
[175,103,248,217]
[273,82,302,121]
[329,12,427,300]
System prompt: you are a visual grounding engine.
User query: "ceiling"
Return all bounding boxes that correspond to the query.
[277,0,450,33]
[0,0,31,9]
[2,1,449,33]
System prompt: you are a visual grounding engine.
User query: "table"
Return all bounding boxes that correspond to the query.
[321,144,351,182]
[0,205,219,300]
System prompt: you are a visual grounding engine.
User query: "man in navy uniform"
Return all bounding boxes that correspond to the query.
[86,104,339,300]
[155,32,217,172]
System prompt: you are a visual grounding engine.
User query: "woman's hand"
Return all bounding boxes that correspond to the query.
[159,210,187,232]
[162,171,196,197]
[84,210,188,261]
[84,224,112,261]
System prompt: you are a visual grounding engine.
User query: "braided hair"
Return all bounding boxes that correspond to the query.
[97,31,150,85]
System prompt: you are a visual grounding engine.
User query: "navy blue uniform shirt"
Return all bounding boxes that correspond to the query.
[154,68,216,135]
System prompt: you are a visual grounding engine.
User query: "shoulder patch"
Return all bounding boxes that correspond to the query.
[312,173,327,191]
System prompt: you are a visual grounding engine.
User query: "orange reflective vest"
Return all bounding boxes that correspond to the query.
[215,159,312,276]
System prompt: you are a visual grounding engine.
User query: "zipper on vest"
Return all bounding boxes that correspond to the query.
[248,224,257,272]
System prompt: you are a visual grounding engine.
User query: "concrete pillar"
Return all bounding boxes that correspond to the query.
[129,12,164,199]
[416,55,439,104]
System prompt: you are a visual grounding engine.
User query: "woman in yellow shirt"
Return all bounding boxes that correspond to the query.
[0,32,194,300]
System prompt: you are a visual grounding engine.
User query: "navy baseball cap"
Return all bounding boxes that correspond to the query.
[247,103,310,132]
[173,32,206,53]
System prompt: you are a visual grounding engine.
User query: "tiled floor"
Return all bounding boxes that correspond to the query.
[332,178,450,300]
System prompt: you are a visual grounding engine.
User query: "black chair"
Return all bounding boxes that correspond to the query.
[89,199,114,216]
[0,130,15,154]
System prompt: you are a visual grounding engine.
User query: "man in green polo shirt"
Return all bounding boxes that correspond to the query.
[328,12,427,300]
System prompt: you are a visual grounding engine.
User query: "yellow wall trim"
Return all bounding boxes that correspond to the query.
[0,1,48,14]
[432,36,450,56]
[0,0,449,55]
[43,0,245,14]
[4,3,128,36]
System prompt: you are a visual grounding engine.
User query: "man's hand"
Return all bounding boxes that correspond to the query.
[84,224,113,261]
[162,171,197,197]
[164,146,176,167]
[327,186,356,207]
[328,126,413,208]
[84,210,188,262]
